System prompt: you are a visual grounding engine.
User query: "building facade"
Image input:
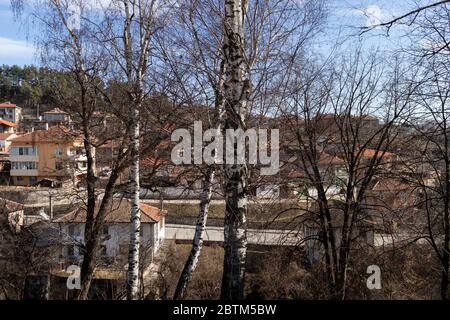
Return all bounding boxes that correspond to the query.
[53,200,166,267]
[8,126,87,186]
[42,108,71,125]
[0,102,22,124]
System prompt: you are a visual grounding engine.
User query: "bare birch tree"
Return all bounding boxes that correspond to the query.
[160,0,326,299]
[87,0,174,300]
[11,0,135,300]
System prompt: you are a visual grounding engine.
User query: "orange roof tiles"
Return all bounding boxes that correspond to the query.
[361,149,395,158]
[372,179,411,192]
[0,119,17,127]
[0,102,18,108]
[10,126,79,143]
[0,133,15,140]
[317,152,345,166]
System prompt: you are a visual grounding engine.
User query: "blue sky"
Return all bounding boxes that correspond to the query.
[0,0,36,66]
[0,0,418,67]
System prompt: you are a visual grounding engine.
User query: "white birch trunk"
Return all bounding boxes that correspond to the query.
[174,63,226,298]
[173,166,215,299]
[127,105,141,300]
[123,0,143,300]
[221,0,249,300]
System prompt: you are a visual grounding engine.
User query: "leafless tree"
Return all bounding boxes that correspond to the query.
[399,57,450,300]
[360,0,450,38]
[278,51,418,299]
[159,0,326,300]
[10,0,156,299]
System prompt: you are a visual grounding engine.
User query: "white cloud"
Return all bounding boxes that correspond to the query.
[0,36,34,58]
[346,4,385,27]
[364,5,384,27]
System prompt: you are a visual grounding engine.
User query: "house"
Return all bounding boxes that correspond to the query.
[0,119,17,133]
[0,133,17,185]
[0,102,22,123]
[360,148,399,169]
[285,152,347,199]
[0,199,59,299]
[8,126,87,186]
[42,108,71,125]
[0,133,17,154]
[0,198,25,233]
[52,199,166,268]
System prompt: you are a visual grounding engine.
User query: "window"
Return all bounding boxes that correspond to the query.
[55,162,64,170]
[75,148,86,156]
[29,176,37,185]
[67,224,76,258]
[101,225,109,238]
[99,226,109,257]
[11,162,38,170]
[78,161,87,169]
[67,245,75,257]
[68,224,76,236]
[54,147,62,156]
[11,146,38,156]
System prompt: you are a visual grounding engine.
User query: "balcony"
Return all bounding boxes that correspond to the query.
[10,169,38,176]
[9,154,39,162]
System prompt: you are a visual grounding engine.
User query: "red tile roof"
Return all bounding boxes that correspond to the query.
[10,126,79,143]
[288,169,305,178]
[372,179,411,192]
[140,157,170,168]
[42,108,68,115]
[0,133,15,140]
[317,152,345,166]
[0,102,18,108]
[53,199,166,223]
[0,119,17,127]
[361,149,395,158]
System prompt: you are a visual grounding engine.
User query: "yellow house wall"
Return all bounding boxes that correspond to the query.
[36,142,72,178]
[10,141,74,185]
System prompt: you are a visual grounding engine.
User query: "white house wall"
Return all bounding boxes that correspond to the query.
[60,222,159,259]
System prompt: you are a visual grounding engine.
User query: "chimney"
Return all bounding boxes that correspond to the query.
[49,195,53,222]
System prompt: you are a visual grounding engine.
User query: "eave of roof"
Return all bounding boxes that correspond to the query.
[0,119,17,127]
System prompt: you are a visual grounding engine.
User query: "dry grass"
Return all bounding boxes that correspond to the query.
[147,241,443,300]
